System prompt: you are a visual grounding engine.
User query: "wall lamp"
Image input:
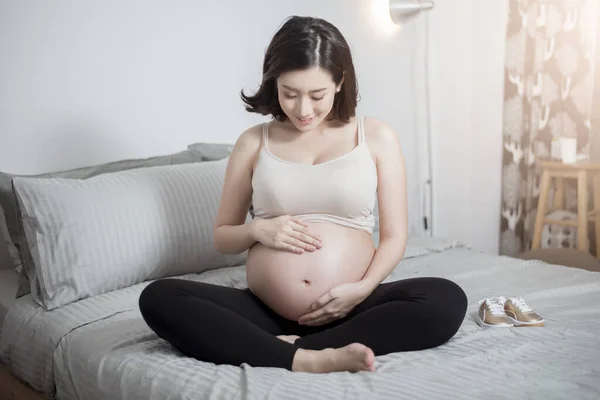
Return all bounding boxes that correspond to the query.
[389,0,435,24]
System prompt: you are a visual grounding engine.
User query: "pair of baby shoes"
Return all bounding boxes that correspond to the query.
[477,296,544,328]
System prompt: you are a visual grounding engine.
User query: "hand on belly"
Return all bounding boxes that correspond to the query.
[246,222,375,321]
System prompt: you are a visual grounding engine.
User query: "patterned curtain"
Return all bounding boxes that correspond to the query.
[500,0,599,256]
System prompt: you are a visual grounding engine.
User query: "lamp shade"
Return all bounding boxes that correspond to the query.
[389,0,435,23]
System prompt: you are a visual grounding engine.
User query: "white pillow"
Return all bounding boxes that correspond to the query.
[13,158,247,310]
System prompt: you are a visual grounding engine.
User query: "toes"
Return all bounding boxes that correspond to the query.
[277,335,301,344]
[364,349,375,371]
[366,358,376,372]
[348,343,375,372]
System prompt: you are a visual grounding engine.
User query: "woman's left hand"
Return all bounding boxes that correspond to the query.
[297,281,372,326]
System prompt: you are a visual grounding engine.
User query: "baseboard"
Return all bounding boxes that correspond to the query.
[0,364,47,400]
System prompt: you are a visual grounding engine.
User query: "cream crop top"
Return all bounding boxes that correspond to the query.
[251,116,378,234]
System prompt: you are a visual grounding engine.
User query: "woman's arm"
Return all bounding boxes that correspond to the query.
[359,119,408,293]
[213,125,262,254]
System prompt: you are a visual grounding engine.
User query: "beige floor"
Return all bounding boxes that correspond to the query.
[0,365,45,400]
[518,248,600,272]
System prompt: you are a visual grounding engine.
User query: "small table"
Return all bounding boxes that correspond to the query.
[532,159,600,257]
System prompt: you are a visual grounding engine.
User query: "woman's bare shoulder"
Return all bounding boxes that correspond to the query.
[234,123,263,151]
[362,117,403,165]
[225,123,265,174]
[363,117,399,145]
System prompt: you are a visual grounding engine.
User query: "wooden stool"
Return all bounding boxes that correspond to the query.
[532,159,600,257]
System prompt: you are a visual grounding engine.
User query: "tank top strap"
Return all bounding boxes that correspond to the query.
[262,122,269,149]
[357,116,366,144]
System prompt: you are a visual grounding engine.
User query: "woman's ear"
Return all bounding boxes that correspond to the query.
[336,74,345,93]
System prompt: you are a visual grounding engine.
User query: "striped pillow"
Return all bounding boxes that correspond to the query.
[12,158,247,310]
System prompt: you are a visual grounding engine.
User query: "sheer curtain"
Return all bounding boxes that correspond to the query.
[499,0,599,256]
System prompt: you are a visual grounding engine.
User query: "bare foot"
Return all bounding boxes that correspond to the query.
[292,343,376,373]
[277,335,300,344]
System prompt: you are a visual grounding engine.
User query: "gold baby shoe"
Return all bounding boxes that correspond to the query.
[504,297,544,327]
[477,296,513,328]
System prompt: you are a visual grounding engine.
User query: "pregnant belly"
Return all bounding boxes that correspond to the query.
[246,222,376,321]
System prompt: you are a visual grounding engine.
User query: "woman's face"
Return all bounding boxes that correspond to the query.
[277,67,341,131]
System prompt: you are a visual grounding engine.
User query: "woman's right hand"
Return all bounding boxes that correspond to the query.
[251,216,323,254]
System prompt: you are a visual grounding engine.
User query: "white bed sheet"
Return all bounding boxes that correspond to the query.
[1,238,600,400]
[0,270,18,334]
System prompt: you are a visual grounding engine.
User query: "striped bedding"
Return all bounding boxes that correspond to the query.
[1,238,600,399]
[12,158,247,310]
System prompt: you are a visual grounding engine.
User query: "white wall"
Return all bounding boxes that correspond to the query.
[0,0,511,249]
[427,0,508,254]
[0,0,428,235]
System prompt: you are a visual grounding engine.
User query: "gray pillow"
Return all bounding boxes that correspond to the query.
[0,144,233,297]
[187,142,234,159]
[13,158,246,310]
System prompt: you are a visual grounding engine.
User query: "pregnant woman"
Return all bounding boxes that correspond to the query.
[139,16,467,373]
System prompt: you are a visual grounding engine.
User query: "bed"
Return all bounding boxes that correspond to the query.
[0,237,599,400]
[0,269,44,400]
[0,270,18,335]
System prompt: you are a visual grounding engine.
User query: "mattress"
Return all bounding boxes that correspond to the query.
[0,270,18,334]
[1,238,600,400]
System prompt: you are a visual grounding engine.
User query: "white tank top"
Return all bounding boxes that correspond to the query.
[251,116,378,234]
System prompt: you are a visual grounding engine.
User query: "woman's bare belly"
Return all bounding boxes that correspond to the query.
[246,222,376,321]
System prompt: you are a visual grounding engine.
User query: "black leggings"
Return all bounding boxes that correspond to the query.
[139,276,467,370]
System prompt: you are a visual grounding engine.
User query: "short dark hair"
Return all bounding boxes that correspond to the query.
[241,16,358,123]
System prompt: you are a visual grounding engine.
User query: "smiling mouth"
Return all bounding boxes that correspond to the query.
[297,115,316,124]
